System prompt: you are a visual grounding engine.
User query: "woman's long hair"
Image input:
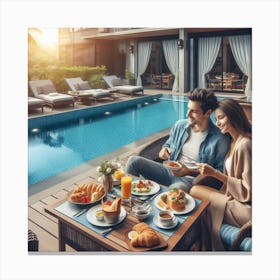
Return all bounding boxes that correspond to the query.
[217,99,252,136]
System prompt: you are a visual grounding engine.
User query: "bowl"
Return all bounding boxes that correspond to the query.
[163,160,182,171]
[95,209,104,221]
[132,204,152,220]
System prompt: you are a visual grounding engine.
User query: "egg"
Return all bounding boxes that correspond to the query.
[128,230,138,240]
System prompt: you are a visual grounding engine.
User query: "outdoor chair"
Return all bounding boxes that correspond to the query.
[137,136,252,251]
[28,96,44,112]
[64,77,115,101]
[103,75,144,96]
[28,229,39,251]
[29,80,75,110]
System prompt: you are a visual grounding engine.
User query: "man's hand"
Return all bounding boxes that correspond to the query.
[159,147,171,160]
[171,163,198,177]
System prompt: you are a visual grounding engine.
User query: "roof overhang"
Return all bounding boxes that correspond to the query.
[82,27,239,40]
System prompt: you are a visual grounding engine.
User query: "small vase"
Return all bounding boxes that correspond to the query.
[102,174,114,193]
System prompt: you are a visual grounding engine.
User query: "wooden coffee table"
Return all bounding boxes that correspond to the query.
[45,185,209,252]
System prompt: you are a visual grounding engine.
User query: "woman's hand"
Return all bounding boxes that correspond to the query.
[196,163,217,177]
[159,147,171,160]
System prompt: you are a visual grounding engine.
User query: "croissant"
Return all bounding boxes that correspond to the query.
[131,222,160,248]
[70,191,87,202]
[70,183,105,202]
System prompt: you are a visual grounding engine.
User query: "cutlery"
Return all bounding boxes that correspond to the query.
[139,191,160,202]
[73,208,87,217]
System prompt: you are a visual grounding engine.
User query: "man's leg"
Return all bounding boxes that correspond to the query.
[125,156,173,186]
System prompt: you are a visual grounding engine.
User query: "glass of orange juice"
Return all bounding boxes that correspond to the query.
[121,176,132,204]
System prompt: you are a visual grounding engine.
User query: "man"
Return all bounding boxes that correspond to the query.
[125,88,230,192]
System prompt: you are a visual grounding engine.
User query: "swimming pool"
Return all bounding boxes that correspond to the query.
[28,94,188,187]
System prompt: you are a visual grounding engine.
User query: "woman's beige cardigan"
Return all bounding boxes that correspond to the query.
[191,135,252,251]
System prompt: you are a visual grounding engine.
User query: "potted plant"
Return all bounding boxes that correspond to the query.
[124,69,135,85]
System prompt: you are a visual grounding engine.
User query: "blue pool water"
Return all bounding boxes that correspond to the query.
[28,94,188,186]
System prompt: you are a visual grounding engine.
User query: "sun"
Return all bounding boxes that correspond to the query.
[38,28,58,48]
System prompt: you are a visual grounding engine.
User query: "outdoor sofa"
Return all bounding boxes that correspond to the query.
[64,77,115,102]
[138,135,252,251]
[103,75,144,96]
[29,80,75,110]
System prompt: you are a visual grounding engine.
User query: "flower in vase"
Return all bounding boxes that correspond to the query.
[97,159,121,176]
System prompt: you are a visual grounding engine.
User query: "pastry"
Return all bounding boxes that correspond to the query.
[70,183,105,202]
[166,188,186,211]
[131,222,160,248]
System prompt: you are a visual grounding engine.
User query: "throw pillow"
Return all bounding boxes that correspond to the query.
[75,81,91,90]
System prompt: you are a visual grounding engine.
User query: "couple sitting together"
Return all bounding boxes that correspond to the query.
[125,88,252,251]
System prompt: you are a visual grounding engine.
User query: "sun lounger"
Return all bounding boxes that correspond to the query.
[28,97,44,112]
[64,77,115,101]
[29,80,75,109]
[103,75,144,95]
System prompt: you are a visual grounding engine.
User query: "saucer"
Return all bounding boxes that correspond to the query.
[153,215,178,229]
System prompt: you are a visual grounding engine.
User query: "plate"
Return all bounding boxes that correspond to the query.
[68,191,105,206]
[163,160,182,171]
[154,192,196,215]
[131,180,160,196]
[86,205,126,227]
[153,215,178,229]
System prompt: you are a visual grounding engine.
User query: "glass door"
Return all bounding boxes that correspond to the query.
[142,41,174,89]
[206,37,247,93]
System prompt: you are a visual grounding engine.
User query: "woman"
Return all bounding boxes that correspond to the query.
[190,98,252,251]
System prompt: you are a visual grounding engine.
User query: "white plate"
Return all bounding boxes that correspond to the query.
[131,180,160,196]
[163,160,182,171]
[154,192,196,215]
[86,205,126,227]
[153,215,178,229]
[68,191,105,206]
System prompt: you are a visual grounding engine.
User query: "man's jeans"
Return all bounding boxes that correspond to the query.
[125,156,194,192]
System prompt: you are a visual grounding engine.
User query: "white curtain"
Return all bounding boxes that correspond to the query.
[162,40,179,92]
[136,42,152,86]
[198,37,222,88]
[228,35,252,96]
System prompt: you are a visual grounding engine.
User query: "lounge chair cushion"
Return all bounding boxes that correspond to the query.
[37,84,57,94]
[74,81,91,90]
[81,89,111,98]
[37,93,74,103]
[103,75,143,94]
[114,85,143,93]
[28,97,44,106]
[112,78,124,86]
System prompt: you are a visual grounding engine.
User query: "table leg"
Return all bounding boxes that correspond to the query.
[58,221,66,251]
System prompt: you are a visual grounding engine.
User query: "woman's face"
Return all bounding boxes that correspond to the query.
[214,108,233,134]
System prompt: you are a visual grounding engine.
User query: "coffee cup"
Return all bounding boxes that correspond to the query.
[158,210,174,227]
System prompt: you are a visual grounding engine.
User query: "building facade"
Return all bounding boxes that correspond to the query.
[58,27,252,96]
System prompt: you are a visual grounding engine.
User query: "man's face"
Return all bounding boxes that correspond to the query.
[186,100,209,126]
